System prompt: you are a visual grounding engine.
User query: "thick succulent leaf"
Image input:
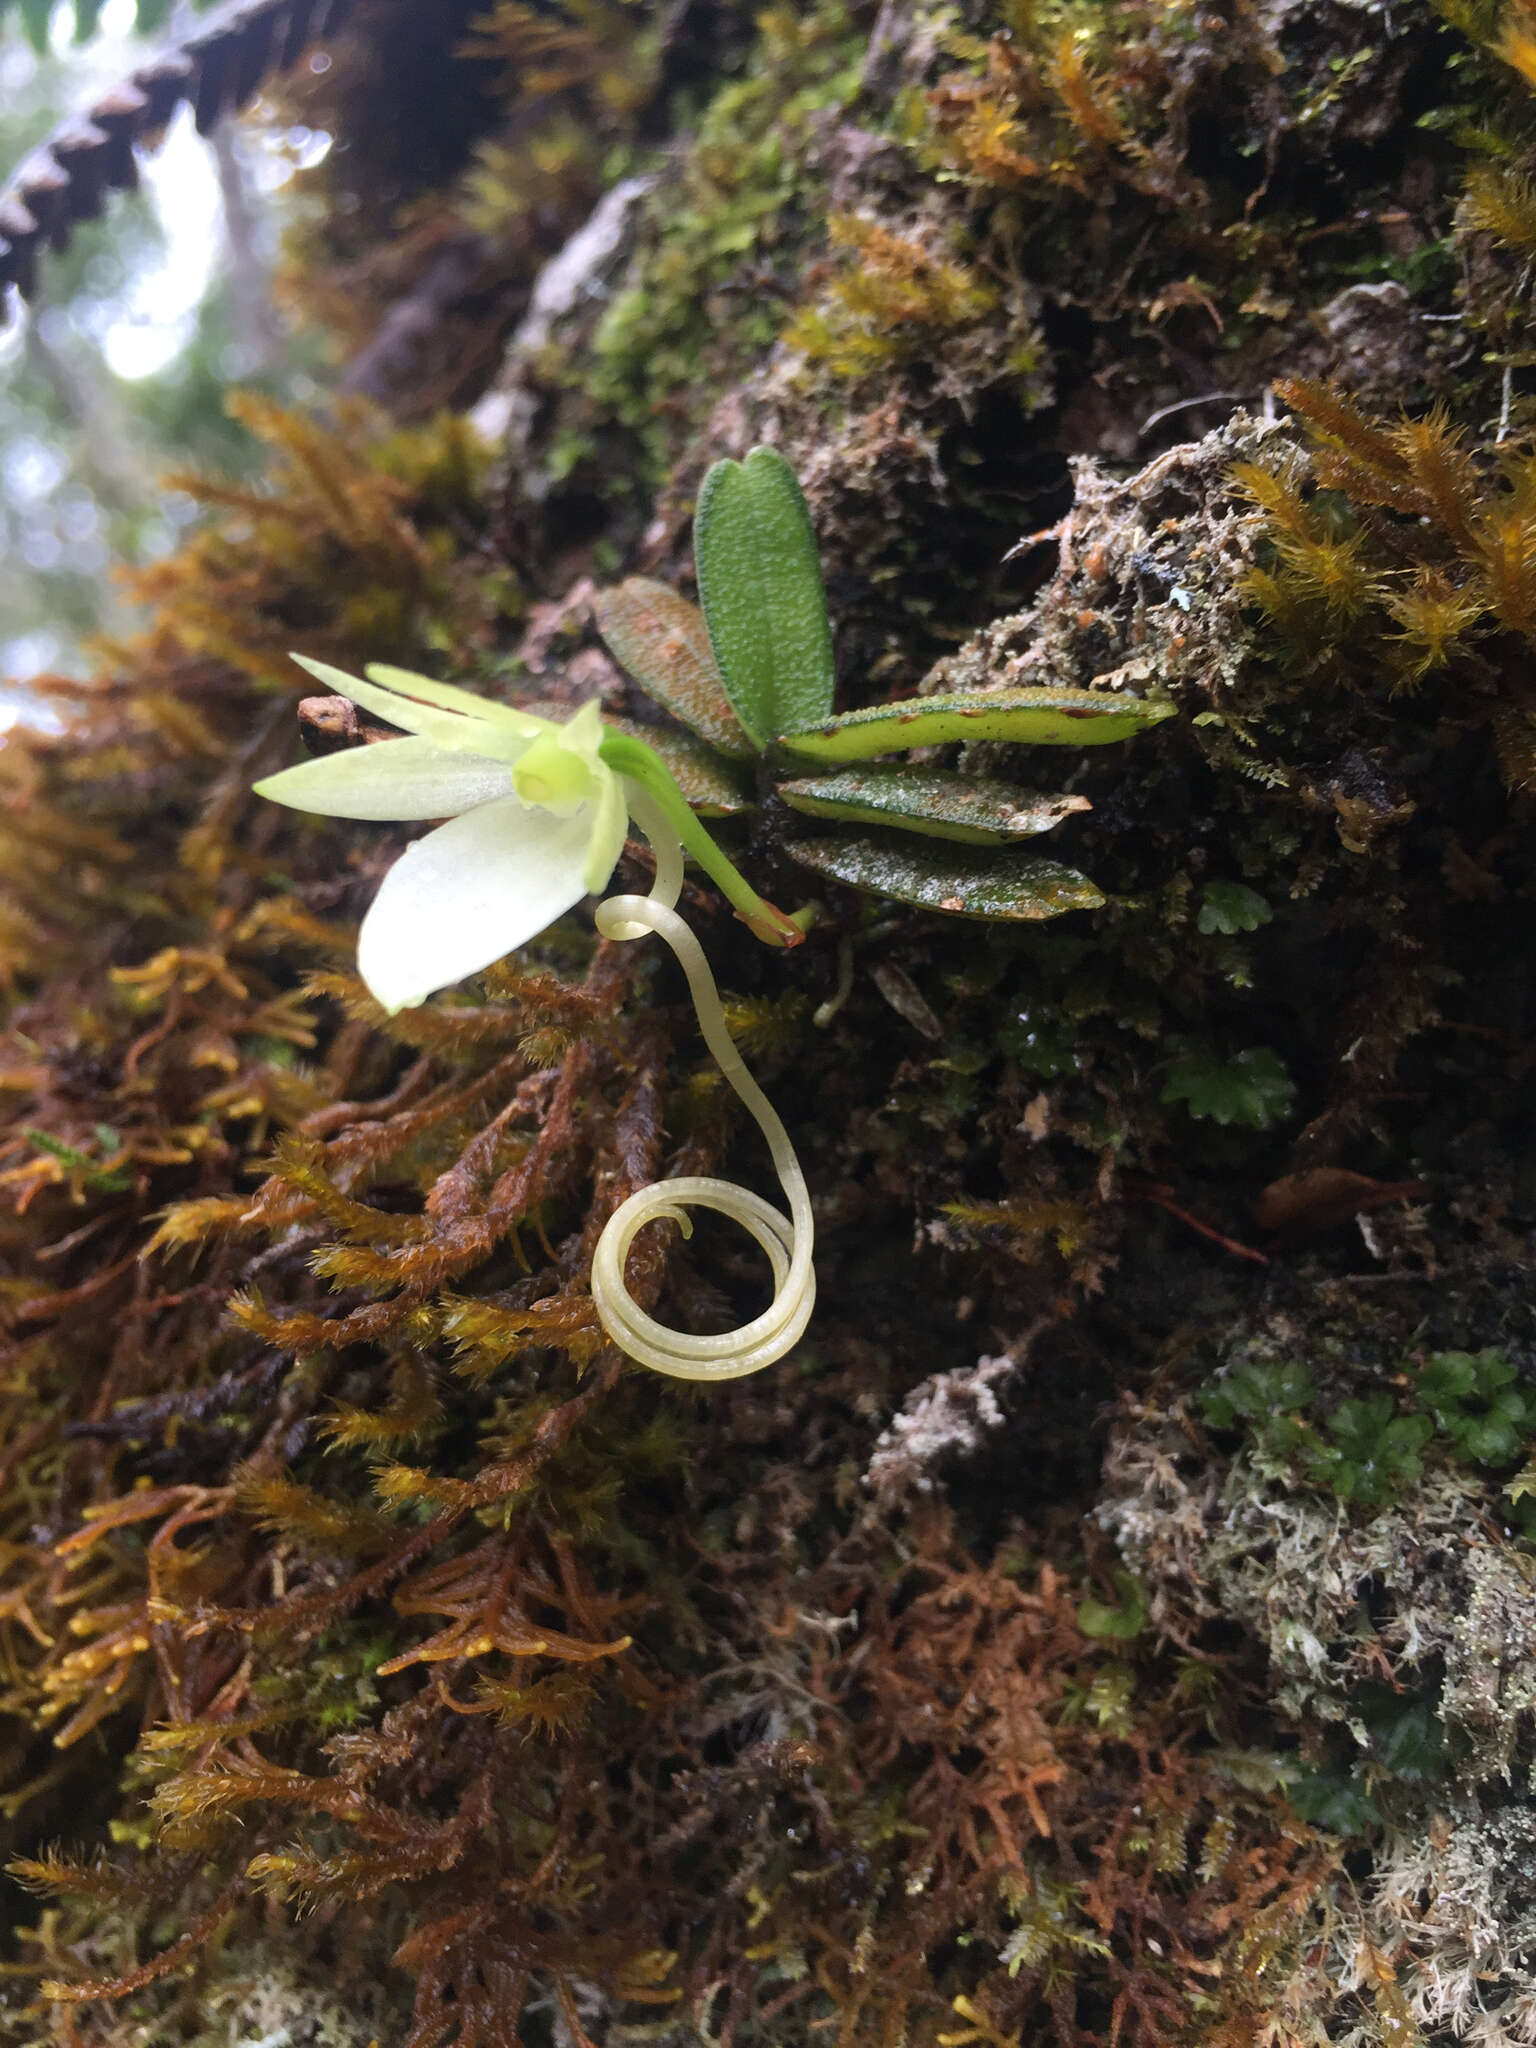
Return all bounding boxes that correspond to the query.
[594,580,754,760]
[778,688,1174,764]
[777,765,1090,844]
[694,447,835,747]
[785,831,1105,920]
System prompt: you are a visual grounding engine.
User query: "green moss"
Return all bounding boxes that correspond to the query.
[581,4,867,461]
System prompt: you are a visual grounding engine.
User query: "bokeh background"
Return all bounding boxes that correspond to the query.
[0,0,323,709]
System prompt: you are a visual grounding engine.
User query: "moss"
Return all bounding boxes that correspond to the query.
[579,3,870,465]
[1101,1392,1536,2029]
[6,0,1536,2040]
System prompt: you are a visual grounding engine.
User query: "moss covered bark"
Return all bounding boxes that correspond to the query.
[0,0,1533,2041]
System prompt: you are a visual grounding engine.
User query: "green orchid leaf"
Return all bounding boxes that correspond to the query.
[778,688,1174,764]
[73,0,106,39]
[784,830,1104,920]
[778,765,1090,845]
[603,718,753,817]
[594,578,754,762]
[694,446,835,749]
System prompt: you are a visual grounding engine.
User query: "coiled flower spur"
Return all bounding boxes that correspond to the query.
[255,654,814,1383]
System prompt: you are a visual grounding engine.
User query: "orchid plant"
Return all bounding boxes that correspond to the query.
[596,445,1174,924]
[253,497,820,1382]
[254,445,1169,1381]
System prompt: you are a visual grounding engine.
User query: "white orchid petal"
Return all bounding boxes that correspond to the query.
[290,654,535,761]
[356,795,597,1011]
[364,662,546,747]
[254,738,515,820]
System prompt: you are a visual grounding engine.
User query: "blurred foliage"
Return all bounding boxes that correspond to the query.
[1160,1046,1296,1131]
[0,14,314,689]
[2,0,220,50]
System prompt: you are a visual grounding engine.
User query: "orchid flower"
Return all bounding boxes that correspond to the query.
[254,654,815,1382]
[255,655,798,1013]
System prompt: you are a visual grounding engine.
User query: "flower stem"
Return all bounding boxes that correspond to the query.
[598,729,804,947]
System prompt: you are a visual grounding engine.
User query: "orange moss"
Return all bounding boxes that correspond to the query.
[1239,377,1536,780]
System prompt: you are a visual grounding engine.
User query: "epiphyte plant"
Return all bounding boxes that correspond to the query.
[254,447,1166,1380]
[597,443,1174,922]
[254,661,813,1383]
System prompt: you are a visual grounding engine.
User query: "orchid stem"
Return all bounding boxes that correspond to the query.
[599,730,802,947]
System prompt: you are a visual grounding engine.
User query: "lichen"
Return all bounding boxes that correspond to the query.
[1099,1336,1536,2042]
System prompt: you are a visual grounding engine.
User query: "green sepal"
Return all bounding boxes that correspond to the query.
[72,0,105,39]
[778,688,1174,764]
[784,830,1105,920]
[594,578,754,762]
[694,446,835,749]
[777,765,1090,845]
